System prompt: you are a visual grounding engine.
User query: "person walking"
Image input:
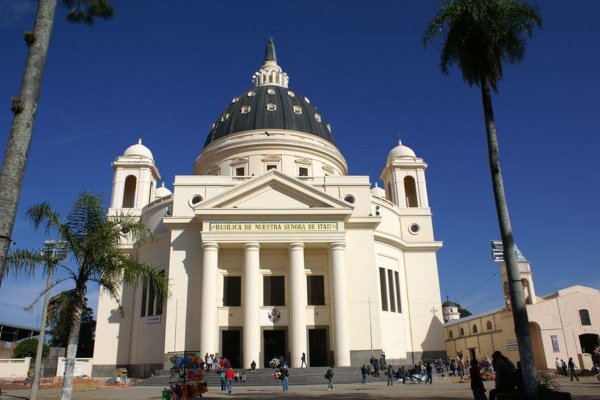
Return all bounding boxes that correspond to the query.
[279,366,289,391]
[325,365,335,391]
[301,352,307,368]
[426,362,433,384]
[225,366,235,394]
[469,359,487,400]
[561,359,568,376]
[568,357,579,382]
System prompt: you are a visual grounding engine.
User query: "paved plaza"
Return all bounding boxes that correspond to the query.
[1,376,598,400]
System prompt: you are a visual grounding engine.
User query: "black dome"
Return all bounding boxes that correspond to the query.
[204,85,334,148]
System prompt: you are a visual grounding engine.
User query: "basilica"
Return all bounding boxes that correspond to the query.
[92,39,446,377]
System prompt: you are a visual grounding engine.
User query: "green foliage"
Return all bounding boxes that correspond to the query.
[457,303,472,318]
[12,338,49,359]
[48,292,96,357]
[62,0,115,24]
[423,0,542,90]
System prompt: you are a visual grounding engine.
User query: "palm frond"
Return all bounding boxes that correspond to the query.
[6,249,49,277]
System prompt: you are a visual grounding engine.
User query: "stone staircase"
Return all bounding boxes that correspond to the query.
[140,366,381,387]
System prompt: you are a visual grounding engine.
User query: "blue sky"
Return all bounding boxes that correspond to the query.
[1,0,599,328]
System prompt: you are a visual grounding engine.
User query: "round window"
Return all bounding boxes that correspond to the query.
[409,223,420,234]
[190,195,203,206]
[344,195,355,204]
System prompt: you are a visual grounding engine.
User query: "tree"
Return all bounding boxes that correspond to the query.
[0,0,114,288]
[48,292,96,358]
[456,304,472,319]
[12,338,49,359]
[7,192,168,400]
[423,0,542,394]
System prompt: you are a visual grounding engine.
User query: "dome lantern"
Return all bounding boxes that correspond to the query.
[252,37,289,88]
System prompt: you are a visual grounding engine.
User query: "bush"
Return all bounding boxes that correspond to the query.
[12,338,49,359]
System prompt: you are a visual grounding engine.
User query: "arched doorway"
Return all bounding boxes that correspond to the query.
[528,322,546,369]
[579,333,599,354]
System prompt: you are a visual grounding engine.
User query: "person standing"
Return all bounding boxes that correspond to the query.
[250,360,256,373]
[561,359,568,376]
[280,366,289,391]
[225,366,235,394]
[469,359,487,400]
[325,365,335,391]
[219,369,226,391]
[488,351,516,400]
[555,358,561,375]
[568,357,579,382]
[426,362,433,384]
[361,365,368,384]
[301,352,307,368]
[386,364,394,386]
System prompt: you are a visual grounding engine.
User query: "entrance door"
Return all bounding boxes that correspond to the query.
[222,330,242,368]
[263,329,287,368]
[309,328,328,366]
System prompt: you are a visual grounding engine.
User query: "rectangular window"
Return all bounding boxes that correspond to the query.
[579,309,591,326]
[148,278,155,316]
[264,276,285,306]
[299,167,309,176]
[141,279,147,317]
[224,276,242,306]
[394,271,402,313]
[388,269,396,312]
[379,268,388,311]
[235,167,245,176]
[307,275,325,305]
[155,270,165,315]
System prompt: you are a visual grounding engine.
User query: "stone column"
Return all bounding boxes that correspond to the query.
[330,241,350,366]
[289,242,307,368]
[200,242,218,354]
[243,242,261,368]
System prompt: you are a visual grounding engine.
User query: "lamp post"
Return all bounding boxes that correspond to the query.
[30,240,68,400]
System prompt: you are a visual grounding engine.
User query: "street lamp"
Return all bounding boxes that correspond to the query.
[30,240,68,400]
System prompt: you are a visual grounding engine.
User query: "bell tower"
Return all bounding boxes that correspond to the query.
[110,139,160,211]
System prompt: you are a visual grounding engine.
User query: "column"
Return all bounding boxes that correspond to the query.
[200,242,218,354]
[289,242,307,368]
[243,242,261,369]
[330,241,350,366]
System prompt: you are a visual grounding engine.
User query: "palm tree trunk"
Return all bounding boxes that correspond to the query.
[480,76,537,394]
[0,0,57,287]
[60,295,83,400]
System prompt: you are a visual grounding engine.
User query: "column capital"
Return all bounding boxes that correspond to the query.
[201,241,219,251]
[330,241,346,250]
[244,242,260,251]
[289,242,305,250]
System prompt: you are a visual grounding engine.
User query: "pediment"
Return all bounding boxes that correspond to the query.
[195,170,351,211]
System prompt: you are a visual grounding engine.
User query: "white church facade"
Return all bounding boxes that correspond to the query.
[92,39,446,377]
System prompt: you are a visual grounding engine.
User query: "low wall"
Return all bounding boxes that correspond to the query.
[0,357,31,379]
[56,357,93,377]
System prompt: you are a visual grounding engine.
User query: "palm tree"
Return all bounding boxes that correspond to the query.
[0,0,114,288]
[423,0,542,395]
[8,192,168,400]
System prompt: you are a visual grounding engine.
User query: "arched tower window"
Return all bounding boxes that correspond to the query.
[472,324,478,333]
[404,176,418,207]
[522,279,532,304]
[123,175,137,208]
[459,327,465,336]
[486,321,493,331]
[449,330,454,339]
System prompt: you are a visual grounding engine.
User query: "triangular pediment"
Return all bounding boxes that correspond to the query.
[194,170,351,212]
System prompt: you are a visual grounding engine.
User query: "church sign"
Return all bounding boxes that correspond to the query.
[209,222,338,232]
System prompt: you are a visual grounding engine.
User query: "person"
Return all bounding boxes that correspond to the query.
[386,364,394,386]
[225,366,235,394]
[555,358,561,375]
[240,370,247,383]
[301,352,307,368]
[568,357,579,382]
[381,350,386,363]
[219,369,226,391]
[325,365,335,391]
[561,359,568,376]
[373,358,380,377]
[488,351,516,400]
[279,365,289,391]
[469,359,486,400]
[361,365,368,384]
[250,360,256,373]
[426,362,433,384]
[398,365,407,383]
